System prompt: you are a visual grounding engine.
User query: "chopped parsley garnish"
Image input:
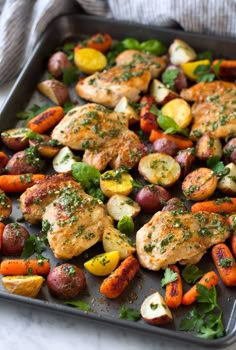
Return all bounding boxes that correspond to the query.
[65,300,91,311]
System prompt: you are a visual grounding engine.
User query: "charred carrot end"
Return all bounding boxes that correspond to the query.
[191,198,236,214]
[140,113,159,134]
[165,265,183,309]
[212,243,236,287]
[212,59,236,79]
[0,259,50,276]
[0,152,9,171]
[182,271,218,306]
[0,174,45,192]
[100,255,139,299]
[149,129,193,150]
[27,106,64,134]
[87,33,112,53]
[140,96,156,118]
[0,222,5,250]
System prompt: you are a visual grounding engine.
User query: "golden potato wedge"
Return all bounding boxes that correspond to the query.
[106,194,141,221]
[52,146,77,173]
[161,98,192,129]
[196,134,222,161]
[217,163,236,195]
[37,79,69,105]
[2,275,44,298]
[150,79,178,105]
[138,153,181,187]
[74,47,107,74]
[141,291,173,325]
[114,97,140,124]
[102,226,135,260]
[169,39,197,65]
[182,167,218,201]
[100,170,133,197]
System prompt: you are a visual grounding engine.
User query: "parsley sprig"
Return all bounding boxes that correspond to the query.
[161,267,178,287]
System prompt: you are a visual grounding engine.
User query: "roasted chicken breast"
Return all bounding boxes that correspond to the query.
[76,50,167,108]
[136,210,230,271]
[51,103,145,171]
[180,81,236,140]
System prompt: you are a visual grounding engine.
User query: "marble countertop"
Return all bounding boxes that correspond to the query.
[0,82,235,350]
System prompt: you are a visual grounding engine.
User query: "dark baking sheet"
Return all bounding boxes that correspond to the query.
[0,14,236,348]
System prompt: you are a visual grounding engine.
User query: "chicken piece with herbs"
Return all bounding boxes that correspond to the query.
[136,210,230,271]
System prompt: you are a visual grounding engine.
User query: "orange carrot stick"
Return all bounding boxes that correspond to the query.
[212,59,236,79]
[149,129,193,150]
[0,174,45,192]
[211,243,236,286]
[0,152,9,172]
[0,222,5,250]
[165,265,183,309]
[0,259,50,276]
[182,271,218,305]
[100,255,139,299]
[227,214,236,256]
[87,33,112,53]
[140,96,159,134]
[27,106,64,134]
[191,197,236,214]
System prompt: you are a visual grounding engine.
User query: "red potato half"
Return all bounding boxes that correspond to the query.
[138,153,181,187]
[141,291,173,325]
[135,185,171,213]
[1,128,30,151]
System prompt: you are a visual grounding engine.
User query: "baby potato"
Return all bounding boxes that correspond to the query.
[217,163,236,195]
[135,185,171,213]
[48,51,72,79]
[150,79,178,105]
[138,153,181,187]
[52,146,77,173]
[103,226,135,260]
[74,47,107,74]
[84,251,120,276]
[196,134,222,161]
[161,98,192,129]
[2,275,44,298]
[100,170,133,197]
[38,79,69,105]
[169,38,197,65]
[223,138,236,164]
[114,97,140,124]
[175,148,195,178]
[106,194,141,221]
[141,291,173,325]
[182,167,218,201]
[1,128,30,151]
[2,223,30,256]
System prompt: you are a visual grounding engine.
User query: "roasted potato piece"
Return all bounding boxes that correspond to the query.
[1,128,30,151]
[37,79,69,105]
[0,191,12,220]
[161,98,192,129]
[102,226,135,260]
[175,148,196,178]
[135,185,171,213]
[152,138,178,156]
[162,65,187,92]
[114,96,140,124]
[181,59,211,80]
[74,47,107,74]
[29,135,61,158]
[141,291,173,325]
[169,39,197,65]
[48,51,72,79]
[217,163,236,195]
[106,194,141,221]
[162,197,187,211]
[196,134,222,161]
[52,146,77,173]
[84,251,120,276]
[100,170,133,197]
[182,167,218,201]
[6,147,44,174]
[47,264,86,300]
[2,223,30,256]
[223,138,236,164]
[150,79,178,105]
[2,275,44,298]
[138,153,181,187]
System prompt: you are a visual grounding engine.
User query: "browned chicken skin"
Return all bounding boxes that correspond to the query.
[136,210,230,271]
[76,50,167,108]
[51,103,145,171]
[180,81,236,140]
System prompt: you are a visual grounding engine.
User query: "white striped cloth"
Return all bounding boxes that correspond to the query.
[1,0,236,86]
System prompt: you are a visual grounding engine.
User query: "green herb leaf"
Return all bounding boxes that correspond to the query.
[17,104,51,124]
[119,306,141,321]
[140,39,167,56]
[161,267,178,287]
[86,187,105,202]
[106,41,125,66]
[131,179,143,189]
[197,51,213,61]
[117,216,134,235]
[196,284,217,310]
[62,42,75,61]
[162,68,179,90]
[213,59,224,78]
[157,112,189,137]
[181,265,204,284]
[179,309,204,332]
[21,235,48,259]
[193,64,211,76]
[207,156,230,178]
[122,38,140,50]
[62,67,80,85]
[72,162,101,189]
[65,300,91,311]
[197,73,215,83]
[63,101,76,114]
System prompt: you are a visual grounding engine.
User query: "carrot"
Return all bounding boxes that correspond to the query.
[27,106,64,134]
[0,222,5,250]
[191,197,236,214]
[87,33,112,53]
[0,152,9,172]
[140,96,158,134]
[212,59,236,79]
[182,271,218,305]
[149,129,193,150]
[0,174,45,192]
[211,243,236,286]
[165,265,183,308]
[100,255,139,299]
[0,259,50,276]
[227,214,236,256]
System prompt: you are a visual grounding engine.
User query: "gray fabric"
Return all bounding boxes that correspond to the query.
[1,0,236,86]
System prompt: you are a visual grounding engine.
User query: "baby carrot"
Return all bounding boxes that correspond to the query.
[227,214,236,256]
[182,271,218,305]
[0,151,9,171]
[27,106,64,134]
[0,222,5,250]
[87,33,112,53]
[0,174,45,192]
[165,265,183,309]
[212,243,236,286]
[0,259,50,276]
[191,197,236,214]
[140,96,158,134]
[100,255,139,299]
[149,129,193,150]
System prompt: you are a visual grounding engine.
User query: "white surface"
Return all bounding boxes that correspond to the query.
[0,82,235,350]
